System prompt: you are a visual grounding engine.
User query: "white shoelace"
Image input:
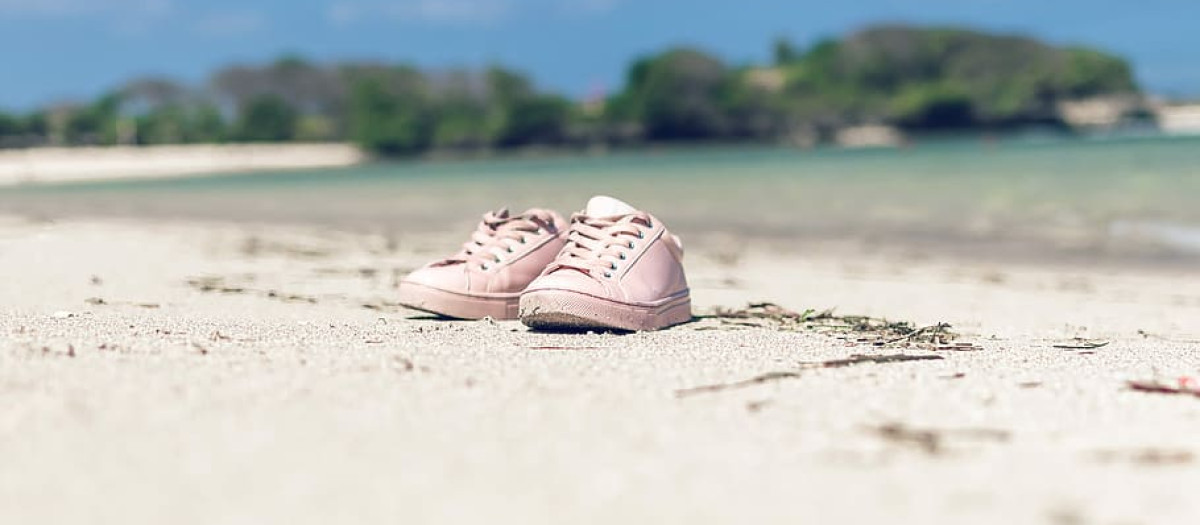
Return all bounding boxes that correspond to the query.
[441,209,555,270]
[553,212,652,278]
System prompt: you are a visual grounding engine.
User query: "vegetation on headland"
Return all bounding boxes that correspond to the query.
[0,25,1141,155]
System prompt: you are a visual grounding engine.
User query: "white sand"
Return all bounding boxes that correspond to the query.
[1,216,1198,524]
[0,144,365,186]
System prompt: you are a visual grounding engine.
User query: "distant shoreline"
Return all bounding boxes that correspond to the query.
[2,130,1194,189]
[0,143,365,187]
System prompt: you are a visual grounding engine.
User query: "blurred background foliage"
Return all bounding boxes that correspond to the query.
[0,25,1139,154]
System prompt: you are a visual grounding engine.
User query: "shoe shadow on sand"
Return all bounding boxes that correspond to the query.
[402,310,702,334]
[403,313,450,321]
[522,315,702,335]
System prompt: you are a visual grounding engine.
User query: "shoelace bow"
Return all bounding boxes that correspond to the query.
[447,210,552,269]
[554,212,652,277]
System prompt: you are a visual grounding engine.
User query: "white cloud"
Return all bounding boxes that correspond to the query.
[193,10,265,37]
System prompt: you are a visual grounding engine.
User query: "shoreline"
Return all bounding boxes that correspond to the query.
[4,132,1191,189]
[0,143,365,187]
[3,206,1198,275]
[2,135,1198,272]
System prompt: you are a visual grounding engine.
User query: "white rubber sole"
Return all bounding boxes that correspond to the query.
[397,281,520,320]
[519,289,692,331]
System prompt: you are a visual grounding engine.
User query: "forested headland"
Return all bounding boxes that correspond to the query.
[0,25,1141,155]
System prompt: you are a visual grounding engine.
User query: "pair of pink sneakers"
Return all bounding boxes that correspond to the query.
[396,196,691,331]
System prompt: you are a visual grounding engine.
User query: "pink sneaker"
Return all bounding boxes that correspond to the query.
[398,208,566,319]
[519,196,692,331]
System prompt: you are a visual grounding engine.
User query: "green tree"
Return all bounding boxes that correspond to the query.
[473,67,572,147]
[494,95,570,146]
[235,95,299,142]
[189,104,227,143]
[23,112,48,141]
[485,67,534,106]
[347,76,432,155]
[614,48,732,140]
[1061,48,1137,97]
[136,105,187,144]
[891,83,975,129]
[773,37,801,65]
[63,94,122,145]
[0,111,21,136]
[431,103,489,150]
[775,25,1138,128]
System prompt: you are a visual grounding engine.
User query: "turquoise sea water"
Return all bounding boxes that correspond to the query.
[3,135,1200,264]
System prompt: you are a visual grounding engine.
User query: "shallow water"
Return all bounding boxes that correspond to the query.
[3,135,1200,265]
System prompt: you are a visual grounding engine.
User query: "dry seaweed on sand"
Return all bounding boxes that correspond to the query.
[186,276,247,294]
[676,353,943,397]
[705,302,960,349]
[679,304,963,397]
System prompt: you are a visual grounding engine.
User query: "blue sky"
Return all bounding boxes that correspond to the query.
[1,0,1198,110]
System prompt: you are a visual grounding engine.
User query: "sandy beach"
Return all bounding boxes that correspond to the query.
[0,144,365,186]
[2,213,1198,524]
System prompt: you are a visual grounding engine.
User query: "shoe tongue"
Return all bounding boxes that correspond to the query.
[585,195,636,218]
[492,207,510,219]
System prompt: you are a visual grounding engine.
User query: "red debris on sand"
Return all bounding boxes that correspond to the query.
[1127,376,1200,398]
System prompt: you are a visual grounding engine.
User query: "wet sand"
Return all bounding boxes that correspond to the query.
[2,215,1198,524]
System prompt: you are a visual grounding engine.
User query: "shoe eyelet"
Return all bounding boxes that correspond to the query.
[507,247,514,253]
[637,231,645,239]
[603,271,612,278]
[610,262,617,270]
[520,237,528,244]
[618,253,626,260]
[627,241,635,249]
[647,220,654,228]
[480,264,489,270]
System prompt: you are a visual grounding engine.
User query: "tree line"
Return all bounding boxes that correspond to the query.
[0,25,1140,154]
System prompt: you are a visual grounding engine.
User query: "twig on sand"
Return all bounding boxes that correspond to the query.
[873,423,943,454]
[84,297,161,309]
[800,353,943,369]
[1137,330,1200,344]
[675,371,802,397]
[676,353,943,397]
[934,342,983,351]
[1090,448,1195,466]
[1127,377,1200,398]
[186,276,322,304]
[870,423,1011,455]
[1053,338,1110,350]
